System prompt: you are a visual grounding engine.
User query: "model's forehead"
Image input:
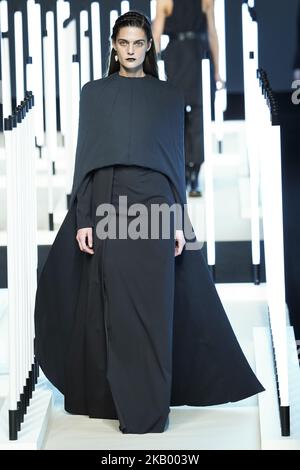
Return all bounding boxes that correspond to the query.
[117,26,147,40]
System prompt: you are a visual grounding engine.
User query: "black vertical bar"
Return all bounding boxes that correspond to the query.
[17,401,21,431]
[9,410,18,440]
[49,213,54,231]
[280,406,290,437]
[29,368,34,396]
[19,392,25,423]
[34,357,39,384]
[253,264,260,285]
[25,377,31,406]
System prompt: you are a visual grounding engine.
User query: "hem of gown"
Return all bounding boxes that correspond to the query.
[64,405,118,420]
[119,413,170,434]
[65,405,170,434]
[171,385,265,407]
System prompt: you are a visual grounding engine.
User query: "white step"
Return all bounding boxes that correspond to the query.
[255,326,300,450]
[0,376,52,450]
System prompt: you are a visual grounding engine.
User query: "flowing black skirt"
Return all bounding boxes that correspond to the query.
[35,165,264,437]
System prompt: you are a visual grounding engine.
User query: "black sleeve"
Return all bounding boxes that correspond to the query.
[76,172,94,230]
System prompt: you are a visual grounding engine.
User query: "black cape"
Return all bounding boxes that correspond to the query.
[34,72,264,412]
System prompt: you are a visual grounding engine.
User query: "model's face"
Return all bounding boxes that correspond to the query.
[113,26,151,74]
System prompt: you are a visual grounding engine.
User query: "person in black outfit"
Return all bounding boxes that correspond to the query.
[34,11,264,436]
[152,0,224,197]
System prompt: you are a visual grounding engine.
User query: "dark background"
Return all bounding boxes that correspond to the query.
[226,0,299,93]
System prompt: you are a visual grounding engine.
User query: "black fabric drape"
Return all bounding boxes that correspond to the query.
[34,73,265,434]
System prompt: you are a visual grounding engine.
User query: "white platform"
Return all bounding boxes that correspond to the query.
[0,286,299,449]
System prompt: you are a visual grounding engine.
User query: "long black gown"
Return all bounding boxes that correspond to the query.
[34,71,265,435]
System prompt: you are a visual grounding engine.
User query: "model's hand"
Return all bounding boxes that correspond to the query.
[175,230,186,257]
[215,73,226,90]
[76,227,94,255]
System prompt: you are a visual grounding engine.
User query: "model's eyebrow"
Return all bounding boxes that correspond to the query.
[117,38,146,42]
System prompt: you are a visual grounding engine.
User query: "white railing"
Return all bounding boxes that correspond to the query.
[242,1,261,283]
[242,1,290,436]
[4,92,38,440]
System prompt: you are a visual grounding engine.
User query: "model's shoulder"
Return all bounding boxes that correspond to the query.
[92,75,114,86]
[81,76,110,92]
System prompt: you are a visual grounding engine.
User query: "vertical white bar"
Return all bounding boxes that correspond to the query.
[24,104,30,379]
[25,0,39,365]
[14,12,24,105]
[13,117,21,406]
[30,100,38,358]
[121,1,130,14]
[29,1,44,146]
[26,0,35,92]
[202,58,216,266]
[19,113,27,393]
[214,0,227,146]
[6,123,18,410]
[43,11,57,215]
[80,10,90,87]
[214,0,227,84]
[57,0,70,137]
[259,123,289,407]
[14,116,20,394]
[242,4,260,266]
[257,79,289,408]
[0,0,12,116]
[64,19,79,195]
[110,10,119,37]
[20,112,27,389]
[91,1,102,80]
[70,61,80,171]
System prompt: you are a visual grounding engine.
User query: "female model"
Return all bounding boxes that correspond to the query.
[34,11,264,435]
